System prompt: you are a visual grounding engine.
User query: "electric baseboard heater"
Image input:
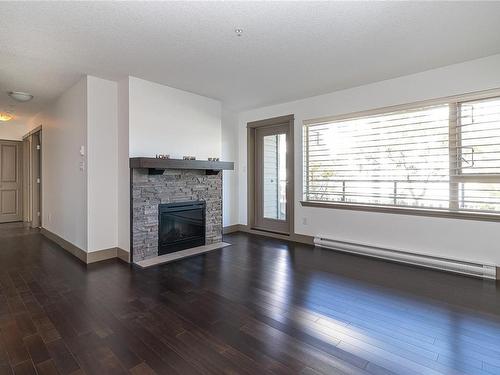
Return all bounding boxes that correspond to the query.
[314,236,497,279]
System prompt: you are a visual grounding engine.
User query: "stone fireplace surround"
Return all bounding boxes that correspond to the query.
[131,167,223,262]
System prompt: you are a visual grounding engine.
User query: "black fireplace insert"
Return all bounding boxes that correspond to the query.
[158,201,206,255]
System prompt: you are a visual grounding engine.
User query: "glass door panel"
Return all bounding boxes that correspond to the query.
[263,134,287,220]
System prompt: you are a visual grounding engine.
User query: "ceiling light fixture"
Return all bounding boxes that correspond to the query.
[0,112,13,122]
[8,91,34,102]
[234,28,243,37]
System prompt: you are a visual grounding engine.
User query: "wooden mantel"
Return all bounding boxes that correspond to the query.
[130,157,234,174]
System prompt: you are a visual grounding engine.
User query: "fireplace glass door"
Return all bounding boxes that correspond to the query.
[158,201,206,255]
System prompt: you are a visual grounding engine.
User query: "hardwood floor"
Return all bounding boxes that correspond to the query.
[1,223,500,374]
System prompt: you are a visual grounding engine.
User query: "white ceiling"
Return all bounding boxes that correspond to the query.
[1,1,500,126]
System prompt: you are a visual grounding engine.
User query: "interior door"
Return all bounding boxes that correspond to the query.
[0,140,22,223]
[254,123,291,234]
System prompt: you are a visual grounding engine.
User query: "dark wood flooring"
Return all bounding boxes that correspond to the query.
[1,223,500,375]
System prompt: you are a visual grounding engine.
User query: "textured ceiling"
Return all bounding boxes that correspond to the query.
[1,1,500,127]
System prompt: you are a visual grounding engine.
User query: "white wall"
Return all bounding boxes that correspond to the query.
[234,53,500,266]
[0,122,30,141]
[117,78,130,252]
[221,110,239,226]
[31,77,88,250]
[30,75,119,253]
[128,76,221,159]
[86,76,118,252]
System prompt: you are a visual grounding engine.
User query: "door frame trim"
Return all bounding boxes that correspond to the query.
[22,125,42,140]
[31,130,42,228]
[247,114,294,236]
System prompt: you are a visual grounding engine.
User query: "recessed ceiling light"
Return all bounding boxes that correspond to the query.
[0,112,13,122]
[234,28,243,37]
[8,91,34,102]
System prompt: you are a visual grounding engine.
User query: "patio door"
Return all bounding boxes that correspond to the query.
[248,115,294,235]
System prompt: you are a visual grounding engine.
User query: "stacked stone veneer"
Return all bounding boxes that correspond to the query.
[131,168,222,261]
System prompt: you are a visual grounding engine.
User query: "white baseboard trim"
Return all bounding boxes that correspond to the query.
[41,227,130,265]
[87,247,119,264]
[40,228,87,263]
[223,224,241,234]
[117,248,131,263]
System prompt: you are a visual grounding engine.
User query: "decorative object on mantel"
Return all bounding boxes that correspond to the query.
[155,154,170,159]
[208,157,220,162]
[183,156,196,160]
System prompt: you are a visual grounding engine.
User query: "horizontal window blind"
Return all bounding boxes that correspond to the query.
[304,94,500,215]
[454,97,500,212]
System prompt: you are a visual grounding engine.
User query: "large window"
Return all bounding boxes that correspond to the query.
[303,94,500,218]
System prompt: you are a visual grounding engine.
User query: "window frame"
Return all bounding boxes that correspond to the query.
[301,88,500,221]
